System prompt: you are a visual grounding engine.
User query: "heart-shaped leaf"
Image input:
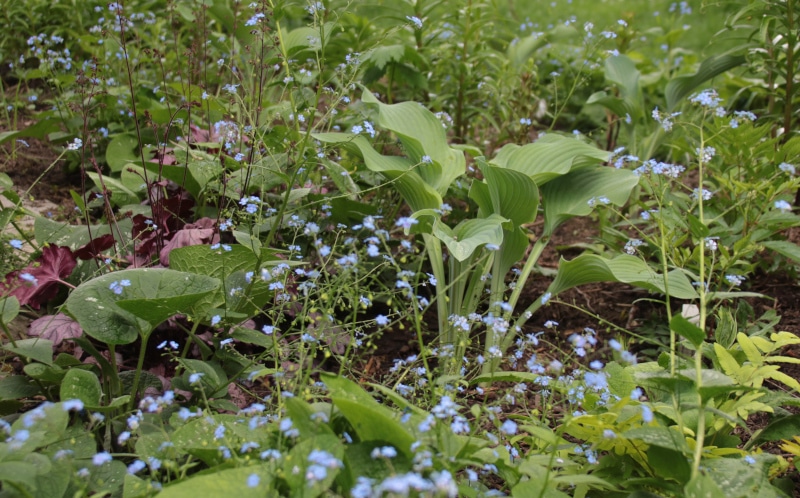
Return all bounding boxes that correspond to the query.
[60,369,102,408]
[3,338,54,366]
[65,268,220,345]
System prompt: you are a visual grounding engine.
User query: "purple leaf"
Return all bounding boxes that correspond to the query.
[2,245,77,309]
[29,313,82,345]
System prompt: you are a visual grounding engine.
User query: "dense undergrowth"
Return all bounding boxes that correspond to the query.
[1,0,800,496]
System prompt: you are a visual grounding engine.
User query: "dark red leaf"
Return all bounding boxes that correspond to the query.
[74,234,116,260]
[2,245,77,309]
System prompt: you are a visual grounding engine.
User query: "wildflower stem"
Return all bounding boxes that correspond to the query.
[691,129,709,479]
[127,333,152,412]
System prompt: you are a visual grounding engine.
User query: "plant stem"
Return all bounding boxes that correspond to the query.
[127,333,151,412]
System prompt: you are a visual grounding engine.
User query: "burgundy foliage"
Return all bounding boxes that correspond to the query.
[2,245,77,309]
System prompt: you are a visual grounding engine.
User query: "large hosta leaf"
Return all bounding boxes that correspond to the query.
[604,55,644,119]
[547,254,698,300]
[491,135,609,185]
[432,214,507,262]
[65,269,220,345]
[541,166,639,236]
[666,54,746,111]
[472,162,539,226]
[361,89,465,194]
[313,132,442,211]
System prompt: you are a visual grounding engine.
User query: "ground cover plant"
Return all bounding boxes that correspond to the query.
[1,0,800,496]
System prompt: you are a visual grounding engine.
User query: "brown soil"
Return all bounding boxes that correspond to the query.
[0,131,77,209]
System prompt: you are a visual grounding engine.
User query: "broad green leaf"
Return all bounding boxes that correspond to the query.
[60,368,102,407]
[762,240,800,263]
[284,398,335,439]
[366,44,406,69]
[0,375,41,400]
[604,55,643,120]
[432,214,507,262]
[0,296,20,325]
[0,462,39,494]
[180,359,228,397]
[86,172,140,207]
[157,465,275,498]
[283,435,343,495]
[472,371,539,385]
[3,338,54,366]
[10,401,69,448]
[23,363,65,382]
[670,315,706,348]
[498,226,530,281]
[604,361,637,399]
[35,217,133,251]
[321,159,360,198]
[361,89,465,194]
[0,118,61,145]
[624,427,689,452]
[586,91,631,119]
[170,244,259,278]
[225,154,288,197]
[474,163,539,226]
[550,474,614,488]
[754,414,800,443]
[231,231,262,255]
[106,133,141,172]
[123,473,152,498]
[697,455,781,498]
[144,158,222,200]
[492,135,609,185]
[684,473,725,498]
[169,244,274,317]
[0,172,12,188]
[511,479,571,498]
[119,163,150,195]
[321,373,416,458]
[541,166,639,236]
[547,254,698,300]
[284,24,331,52]
[714,307,738,349]
[313,132,442,211]
[65,269,220,345]
[666,54,746,111]
[507,24,579,67]
[223,270,273,317]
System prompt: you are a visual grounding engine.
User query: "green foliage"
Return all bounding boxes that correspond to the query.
[0,0,797,497]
